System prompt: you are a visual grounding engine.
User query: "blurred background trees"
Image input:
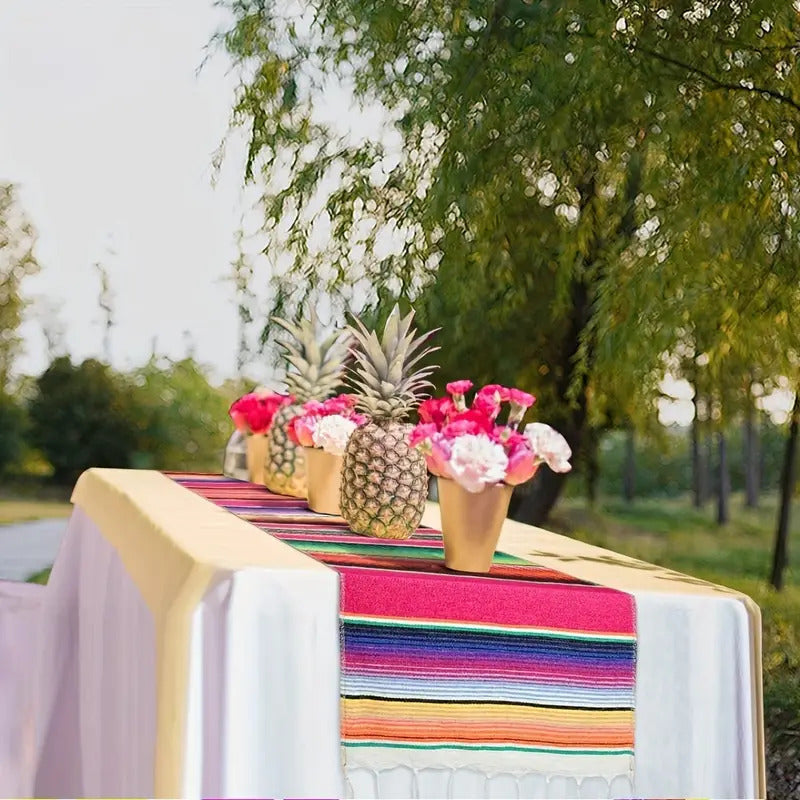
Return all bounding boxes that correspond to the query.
[0,182,39,392]
[0,182,244,484]
[28,357,140,484]
[0,183,39,477]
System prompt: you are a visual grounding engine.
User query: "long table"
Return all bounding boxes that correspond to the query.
[22,468,764,798]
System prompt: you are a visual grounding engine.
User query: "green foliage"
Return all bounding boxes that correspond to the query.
[26,567,50,585]
[28,357,140,484]
[595,424,786,500]
[0,183,40,392]
[218,0,800,521]
[753,580,800,744]
[128,357,236,472]
[25,355,238,482]
[218,1,800,366]
[0,391,26,476]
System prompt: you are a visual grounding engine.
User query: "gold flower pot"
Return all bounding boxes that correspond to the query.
[304,447,344,515]
[246,433,269,485]
[438,478,514,573]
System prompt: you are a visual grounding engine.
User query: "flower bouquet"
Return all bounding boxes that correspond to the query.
[229,388,293,484]
[288,394,367,515]
[409,381,572,572]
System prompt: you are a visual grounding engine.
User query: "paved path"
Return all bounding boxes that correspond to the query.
[0,519,67,581]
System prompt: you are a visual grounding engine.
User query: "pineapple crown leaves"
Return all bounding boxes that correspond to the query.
[346,305,440,419]
[270,309,351,401]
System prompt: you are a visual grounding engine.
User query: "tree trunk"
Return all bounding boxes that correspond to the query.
[512,411,586,525]
[717,430,730,525]
[513,465,572,526]
[770,392,800,590]
[744,397,759,508]
[700,430,712,505]
[691,398,701,507]
[512,165,614,525]
[585,429,599,506]
[623,427,635,503]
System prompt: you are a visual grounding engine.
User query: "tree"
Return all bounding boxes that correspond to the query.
[218,0,685,520]
[94,259,115,364]
[219,0,800,522]
[771,391,800,591]
[34,297,67,360]
[743,376,760,509]
[0,391,26,476]
[622,426,635,503]
[28,357,139,484]
[0,183,40,390]
[128,357,236,472]
[228,228,256,377]
[717,429,731,526]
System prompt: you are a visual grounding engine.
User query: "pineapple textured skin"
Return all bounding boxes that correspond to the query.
[265,402,307,498]
[340,420,429,539]
[338,305,438,539]
[263,311,349,497]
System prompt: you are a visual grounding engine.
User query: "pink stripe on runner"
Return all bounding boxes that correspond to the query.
[342,655,634,683]
[339,566,634,633]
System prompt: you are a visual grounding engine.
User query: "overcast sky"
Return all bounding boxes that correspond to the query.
[1,1,255,381]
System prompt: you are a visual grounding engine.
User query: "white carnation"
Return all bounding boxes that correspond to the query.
[524,423,572,473]
[314,414,358,455]
[448,433,509,493]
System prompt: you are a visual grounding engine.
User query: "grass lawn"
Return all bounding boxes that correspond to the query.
[0,499,73,525]
[552,492,798,587]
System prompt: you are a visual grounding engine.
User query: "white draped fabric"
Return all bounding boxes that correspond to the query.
[0,496,761,799]
[0,580,42,797]
[27,507,343,800]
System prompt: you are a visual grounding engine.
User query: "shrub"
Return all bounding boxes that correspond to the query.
[0,390,26,476]
[28,357,139,484]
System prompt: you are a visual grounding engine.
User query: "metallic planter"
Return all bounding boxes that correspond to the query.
[304,447,344,516]
[438,478,513,573]
[245,433,269,486]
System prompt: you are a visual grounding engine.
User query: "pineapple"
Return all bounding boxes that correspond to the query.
[340,306,438,539]
[265,311,349,497]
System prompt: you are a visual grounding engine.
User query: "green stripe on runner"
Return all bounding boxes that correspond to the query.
[344,741,634,756]
[283,538,531,565]
[343,614,636,642]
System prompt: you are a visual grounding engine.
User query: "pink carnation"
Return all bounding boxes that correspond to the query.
[508,388,535,409]
[229,391,292,434]
[446,380,473,411]
[446,380,473,396]
[471,392,503,422]
[320,394,358,415]
[424,434,454,478]
[418,396,456,426]
[503,433,538,485]
[477,384,510,403]
[442,409,494,438]
[408,422,438,449]
[288,414,319,447]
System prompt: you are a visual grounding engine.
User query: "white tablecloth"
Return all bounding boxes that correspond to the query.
[1,469,765,799]
[0,580,42,797]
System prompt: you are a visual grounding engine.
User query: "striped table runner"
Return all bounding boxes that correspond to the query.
[170,474,637,782]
